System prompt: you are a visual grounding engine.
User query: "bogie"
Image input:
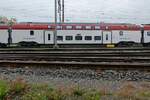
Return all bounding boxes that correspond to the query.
[0,43,7,48]
[18,41,39,47]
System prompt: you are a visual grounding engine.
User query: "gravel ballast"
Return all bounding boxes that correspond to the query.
[0,66,150,88]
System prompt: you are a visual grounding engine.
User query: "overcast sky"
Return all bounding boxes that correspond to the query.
[0,0,150,24]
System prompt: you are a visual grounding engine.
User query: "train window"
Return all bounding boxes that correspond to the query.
[106,26,109,30]
[75,36,82,40]
[147,32,150,36]
[57,36,63,41]
[85,36,92,40]
[94,36,101,40]
[95,26,100,29]
[119,31,123,36]
[106,34,108,40]
[85,26,91,29]
[57,25,62,29]
[66,36,73,40]
[76,26,82,29]
[48,34,51,40]
[48,25,51,29]
[30,31,34,36]
[66,26,72,29]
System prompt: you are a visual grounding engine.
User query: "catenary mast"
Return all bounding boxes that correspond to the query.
[62,0,64,23]
[54,0,64,48]
[54,0,58,48]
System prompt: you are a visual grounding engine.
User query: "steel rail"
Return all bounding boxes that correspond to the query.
[0,60,150,70]
[0,47,150,51]
[0,48,150,70]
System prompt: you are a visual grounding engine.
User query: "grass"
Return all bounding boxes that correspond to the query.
[10,78,28,93]
[0,80,9,100]
[83,89,101,100]
[0,79,149,100]
[72,86,85,97]
[116,83,136,97]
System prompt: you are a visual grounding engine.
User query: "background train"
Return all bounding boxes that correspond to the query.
[0,22,150,48]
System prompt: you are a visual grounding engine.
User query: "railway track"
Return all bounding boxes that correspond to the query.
[0,47,150,70]
[0,47,150,51]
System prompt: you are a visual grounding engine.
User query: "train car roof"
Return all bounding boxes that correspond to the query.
[0,22,149,30]
[20,22,137,25]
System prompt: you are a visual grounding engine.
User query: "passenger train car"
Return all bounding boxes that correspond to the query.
[0,22,150,47]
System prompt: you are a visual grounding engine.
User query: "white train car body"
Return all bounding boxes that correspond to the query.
[57,30,102,44]
[143,26,150,43]
[0,23,150,46]
[111,30,141,44]
[44,30,54,44]
[12,30,44,44]
[144,31,150,43]
[0,30,8,43]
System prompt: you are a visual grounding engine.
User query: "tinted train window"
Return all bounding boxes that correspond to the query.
[147,32,150,36]
[76,26,82,29]
[30,31,34,36]
[66,36,73,40]
[119,31,123,36]
[66,26,72,29]
[95,26,100,29]
[85,36,92,40]
[75,36,82,40]
[85,26,91,29]
[48,25,51,29]
[57,36,63,41]
[48,34,51,40]
[94,36,101,40]
[57,26,62,29]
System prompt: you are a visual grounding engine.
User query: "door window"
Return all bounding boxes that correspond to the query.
[119,31,123,36]
[106,34,108,40]
[48,34,51,40]
[30,31,34,36]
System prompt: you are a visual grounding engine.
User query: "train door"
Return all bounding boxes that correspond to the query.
[44,31,54,44]
[102,31,112,44]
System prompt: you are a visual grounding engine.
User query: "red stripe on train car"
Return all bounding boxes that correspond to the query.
[0,23,144,31]
[108,25,140,30]
[12,24,51,30]
[0,25,8,29]
[144,25,150,30]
